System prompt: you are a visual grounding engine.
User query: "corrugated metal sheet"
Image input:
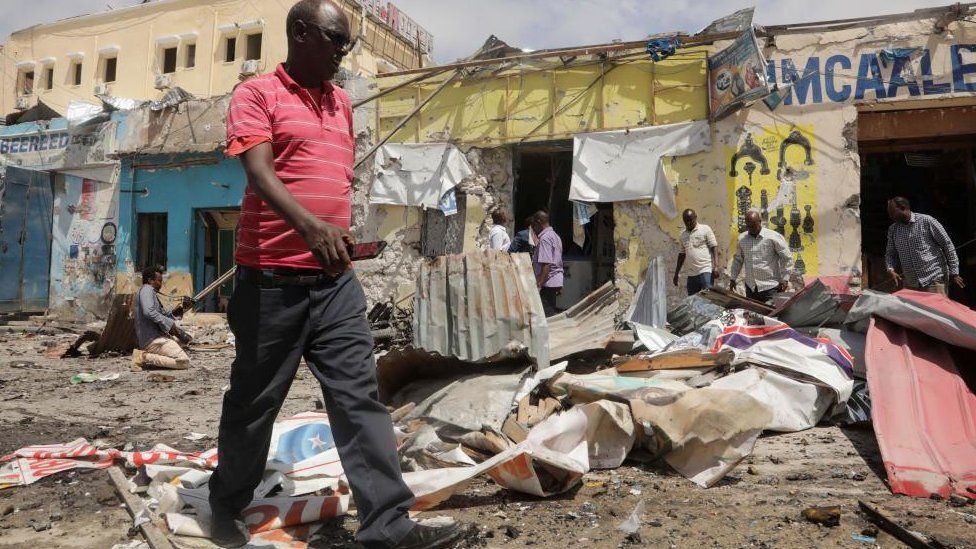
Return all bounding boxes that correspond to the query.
[867,317,976,500]
[626,257,667,328]
[413,250,549,367]
[861,290,976,500]
[549,281,626,361]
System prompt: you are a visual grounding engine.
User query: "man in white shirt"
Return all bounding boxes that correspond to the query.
[730,211,793,303]
[488,210,512,251]
[673,209,718,295]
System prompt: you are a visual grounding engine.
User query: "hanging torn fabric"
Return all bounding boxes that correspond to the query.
[646,37,681,62]
[569,121,711,218]
[571,201,598,247]
[371,143,474,209]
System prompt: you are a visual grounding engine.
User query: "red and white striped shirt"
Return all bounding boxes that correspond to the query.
[226,63,355,270]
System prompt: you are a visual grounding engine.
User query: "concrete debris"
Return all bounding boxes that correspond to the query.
[802,505,841,526]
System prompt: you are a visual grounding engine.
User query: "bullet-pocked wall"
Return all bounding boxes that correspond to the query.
[613,16,976,308]
[371,12,976,312]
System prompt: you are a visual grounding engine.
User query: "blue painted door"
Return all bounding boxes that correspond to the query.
[0,167,53,313]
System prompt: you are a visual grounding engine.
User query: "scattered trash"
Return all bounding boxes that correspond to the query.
[183,432,208,441]
[617,499,645,535]
[851,532,877,544]
[70,372,121,384]
[147,374,175,383]
[801,505,840,527]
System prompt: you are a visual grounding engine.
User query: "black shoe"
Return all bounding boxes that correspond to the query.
[391,520,463,549]
[210,509,250,548]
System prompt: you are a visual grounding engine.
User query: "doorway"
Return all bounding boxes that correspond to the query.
[858,105,976,305]
[194,209,239,312]
[513,143,615,311]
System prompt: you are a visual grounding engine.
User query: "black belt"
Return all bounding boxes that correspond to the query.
[237,266,339,288]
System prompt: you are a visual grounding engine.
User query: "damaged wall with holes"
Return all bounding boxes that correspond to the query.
[368,13,976,312]
[350,145,515,306]
[616,15,976,308]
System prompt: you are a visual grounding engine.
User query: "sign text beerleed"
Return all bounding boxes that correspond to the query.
[0,131,70,155]
[768,44,976,105]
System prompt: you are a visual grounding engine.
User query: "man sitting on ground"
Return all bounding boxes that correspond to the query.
[132,266,191,371]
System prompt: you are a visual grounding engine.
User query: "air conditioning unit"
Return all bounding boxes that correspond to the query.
[93,83,108,95]
[154,74,171,90]
[15,97,29,110]
[240,59,259,76]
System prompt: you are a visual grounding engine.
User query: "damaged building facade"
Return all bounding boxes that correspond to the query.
[4,4,976,319]
[364,5,976,311]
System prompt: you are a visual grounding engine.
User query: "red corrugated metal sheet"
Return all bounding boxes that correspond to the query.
[867,314,976,500]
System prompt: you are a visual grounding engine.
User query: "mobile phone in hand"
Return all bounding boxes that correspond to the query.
[348,240,387,261]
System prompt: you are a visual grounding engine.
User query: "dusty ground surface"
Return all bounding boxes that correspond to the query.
[1,326,974,549]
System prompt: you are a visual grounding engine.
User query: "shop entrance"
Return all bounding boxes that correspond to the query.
[513,143,615,312]
[858,104,976,305]
[194,209,239,312]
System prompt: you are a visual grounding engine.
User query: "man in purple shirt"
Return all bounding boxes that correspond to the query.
[530,211,564,316]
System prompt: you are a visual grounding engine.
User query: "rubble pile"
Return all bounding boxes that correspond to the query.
[2,253,975,548]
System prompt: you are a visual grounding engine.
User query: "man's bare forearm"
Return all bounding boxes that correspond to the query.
[240,143,317,235]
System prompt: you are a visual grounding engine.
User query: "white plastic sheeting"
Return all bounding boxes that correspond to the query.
[711,367,835,432]
[371,143,474,208]
[568,120,711,218]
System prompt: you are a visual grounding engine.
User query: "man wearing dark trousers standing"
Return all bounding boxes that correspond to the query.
[530,211,564,316]
[209,2,461,548]
[729,211,792,303]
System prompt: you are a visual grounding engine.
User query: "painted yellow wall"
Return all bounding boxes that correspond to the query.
[3,0,427,115]
[374,47,709,146]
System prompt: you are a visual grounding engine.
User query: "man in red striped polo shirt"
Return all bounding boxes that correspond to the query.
[208,2,461,548]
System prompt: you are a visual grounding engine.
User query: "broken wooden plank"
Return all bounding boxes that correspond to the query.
[502,415,529,443]
[516,395,532,425]
[107,466,176,549]
[89,294,138,357]
[700,287,774,314]
[858,500,947,549]
[616,349,734,373]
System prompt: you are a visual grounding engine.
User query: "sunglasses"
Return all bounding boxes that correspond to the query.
[307,22,356,57]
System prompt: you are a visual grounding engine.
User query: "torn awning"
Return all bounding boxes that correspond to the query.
[568,120,711,219]
[371,143,474,209]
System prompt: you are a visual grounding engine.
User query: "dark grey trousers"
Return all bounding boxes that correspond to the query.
[209,270,415,548]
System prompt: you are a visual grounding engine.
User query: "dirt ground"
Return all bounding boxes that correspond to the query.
[1,327,974,549]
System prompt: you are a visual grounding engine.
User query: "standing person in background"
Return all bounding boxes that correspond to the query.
[885,196,964,296]
[209,1,462,548]
[508,216,535,254]
[730,211,792,303]
[530,211,564,316]
[673,208,719,295]
[488,210,512,251]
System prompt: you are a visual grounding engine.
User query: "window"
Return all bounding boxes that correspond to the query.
[21,71,34,95]
[104,57,117,83]
[72,62,83,86]
[245,33,262,61]
[185,43,196,69]
[44,67,54,90]
[162,47,177,74]
[137,213,168,271]
[225,37,237,62]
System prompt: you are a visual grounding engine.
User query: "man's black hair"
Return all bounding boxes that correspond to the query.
[890,196,911,209]
[142,266,162,284]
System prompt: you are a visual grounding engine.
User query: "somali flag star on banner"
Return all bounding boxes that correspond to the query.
[273,423,336,464]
